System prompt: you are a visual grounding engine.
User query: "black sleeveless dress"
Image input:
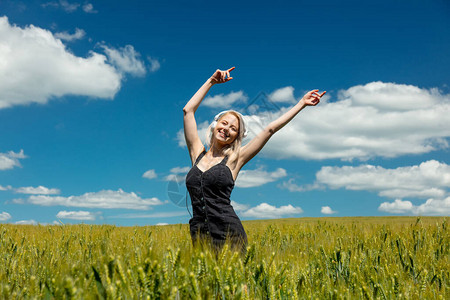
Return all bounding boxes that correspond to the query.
[186,149,247,251]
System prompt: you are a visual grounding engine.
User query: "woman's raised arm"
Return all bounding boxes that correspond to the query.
[183,67,235,164]
[237,89,326,169]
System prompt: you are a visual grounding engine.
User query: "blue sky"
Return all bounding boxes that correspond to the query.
[0,0,449,225]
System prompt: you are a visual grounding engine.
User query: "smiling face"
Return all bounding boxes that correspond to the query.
[213,112,240,146]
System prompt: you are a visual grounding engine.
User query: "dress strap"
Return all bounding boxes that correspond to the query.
[193,149,207,166]
[221,155,229,164]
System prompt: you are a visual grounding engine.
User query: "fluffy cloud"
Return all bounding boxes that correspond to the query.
[0,212,11,221]
[0,185,11,191]
[43,1,79,12]
[58,0,78,12]
[203,91,248,108]
[54,28,85,42]
[56,210,96,221]
[164,166,191,182]
[142,169,157,180]
[15,185,60,195]
[147,56,161,73]
[111,211,187,219]
[340,82,440,111]
[241,203,303,219]
[316,160,450,199]
[321,206,337,215]
[100,44,146,77]
[26,189,163,210]
[269,86,296,103]
[170,166,191,174]
[278,179,321,192]
[0,150,26,170]
[379,198,450,216]
[176,82,450,160]
[82,3,97,13]
[231,200,250,212]
[254,82,450,160]
[15,219,37,225]
[0,17,151,109]
[236,167,287,188]
[43,1,97,13]
[177,121,210,147]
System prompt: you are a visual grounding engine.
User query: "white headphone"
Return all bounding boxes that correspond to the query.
[211,110,248,138]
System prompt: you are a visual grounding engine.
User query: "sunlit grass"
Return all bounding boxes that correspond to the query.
[0,217,448,299]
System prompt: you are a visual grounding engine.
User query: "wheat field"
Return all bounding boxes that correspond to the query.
[0,217,448,299]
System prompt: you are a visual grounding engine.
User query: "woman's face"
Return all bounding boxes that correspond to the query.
[214,113,240,146]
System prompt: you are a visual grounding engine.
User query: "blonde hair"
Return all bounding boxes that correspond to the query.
[206,111,245,166]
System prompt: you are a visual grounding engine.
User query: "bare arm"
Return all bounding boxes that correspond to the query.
[237,90,326,168]
[183,67,235,164]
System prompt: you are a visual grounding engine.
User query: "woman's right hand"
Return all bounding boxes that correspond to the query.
[210,67,235,84]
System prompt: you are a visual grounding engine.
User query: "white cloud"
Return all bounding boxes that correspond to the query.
[177,120,209,147]
[340,82,440,111]
[379,198,450,216]
[0,185,12,191]
[82,3,97,13]
[101,44,146,77]
[43,1,97,13]
[316,160,450,200]
[176,81,450,160]
[26,189,163,210]
[378,199,414,214]
[278,179,321,192]
[142,169,157,179]
[15,219,37,225]
[203,91,248,108]
[156,223,169,226]
[252,82,450,160]
[55,28,85,42]
[164,166,191,182]
[15,185,60,195]
[56,210,96,221]
[111,211,188,219]
[269,86,296,103]
[241,203,303,219]
[147,56,161,72]
[231,200,250,211]
[170,166,191,174]
[42,1,79,12]
[236,167,287,188]
[0,212,11,221]
[59,0,79,12]
[321,206,337,215]
[164,174,186,182]
[0,17,123,109]
[0,150,26,170]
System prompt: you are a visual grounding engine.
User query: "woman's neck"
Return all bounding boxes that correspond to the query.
[209,141,226,157]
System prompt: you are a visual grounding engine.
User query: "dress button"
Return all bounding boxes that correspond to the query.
[202,205,205,210]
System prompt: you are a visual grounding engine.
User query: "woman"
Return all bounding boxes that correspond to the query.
[183,67,325,252]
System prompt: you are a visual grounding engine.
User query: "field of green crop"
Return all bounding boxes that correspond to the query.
[0,217,448,299]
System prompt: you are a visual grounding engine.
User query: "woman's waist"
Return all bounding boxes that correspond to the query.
[191,196,232,208]
[191,203,238,219]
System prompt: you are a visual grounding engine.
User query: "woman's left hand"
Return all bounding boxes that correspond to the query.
[301,90,326,106]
